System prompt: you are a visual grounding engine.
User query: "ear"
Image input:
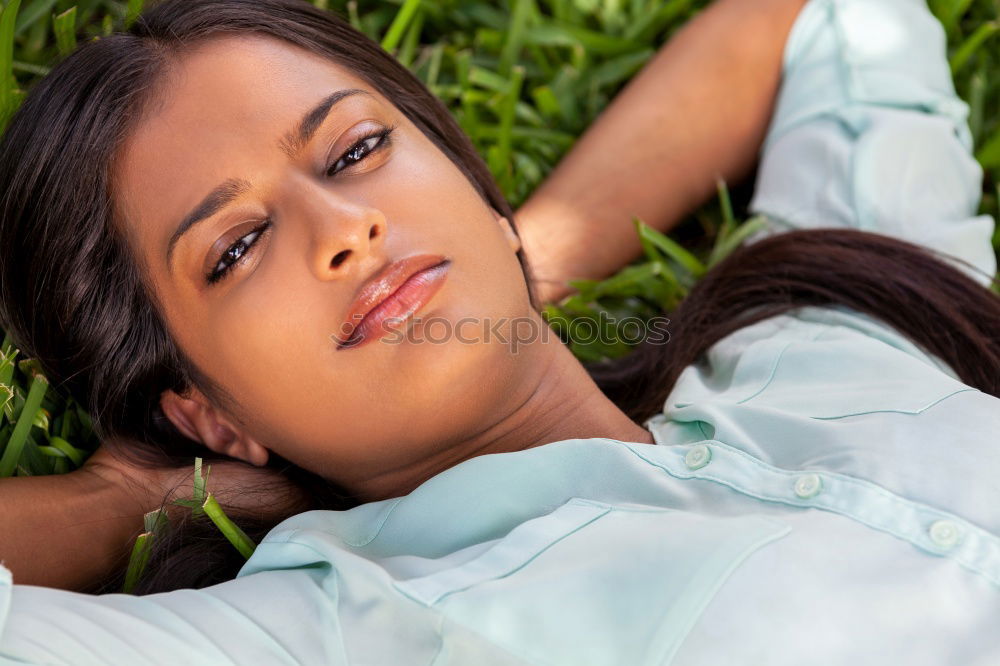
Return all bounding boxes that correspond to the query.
[160,388,270,467]
[490,206,522,254]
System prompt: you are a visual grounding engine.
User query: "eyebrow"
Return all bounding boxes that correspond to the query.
[165,88,372,268]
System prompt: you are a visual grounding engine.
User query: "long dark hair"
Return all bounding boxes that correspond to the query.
[0,0,998,595]
[588,228,1000,423]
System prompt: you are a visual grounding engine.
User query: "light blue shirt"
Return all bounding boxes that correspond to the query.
[2,0,998,663]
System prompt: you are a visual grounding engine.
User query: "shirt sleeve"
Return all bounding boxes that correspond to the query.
[0,557,341,665]
[746,0,997,286]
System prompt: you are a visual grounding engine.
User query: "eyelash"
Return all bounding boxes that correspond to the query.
[205,124,398,286]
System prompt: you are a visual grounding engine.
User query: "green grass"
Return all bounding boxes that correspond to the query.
[0,0,997,589]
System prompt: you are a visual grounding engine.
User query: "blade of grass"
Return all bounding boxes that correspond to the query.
[706,179,739,265]
[530,84,561,118]
[59,405,74,439]
[496,64,524,195]
[396,5,423,67]
[977,125,1000,168]
[0,0,22,135]
[13,0,55,37]
[424,42,443,87]
[0,370,47,477]
[21,4,46,58]
[522,23,636,55]
[47,435,85,466]
[468,65,510,92]
[0,346,17,389]
[0,385,13,426]
[171,456,210,516]
[968,66,986,142]
[633,218,706,277]
[381,0,421,53]
[499,0,532,76]
[936,0,976,34]
[716,178,737,235]
[455,50,480,136]
[708,215,770,268]
[950,21,998,73]
[202,493,256,559]
[11,58,48,75]
[122,532,153,593]
[346,0,361,31]
[145,507,170,534]
[192,456,208,511]
[121,508,169,593]
[625,0,692,42]
[31,406,48,432]
[124,0,143,29]
[52,6,76,56]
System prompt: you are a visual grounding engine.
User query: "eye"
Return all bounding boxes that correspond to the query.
[326,124,396,178]
[206,220,271,286]
[203,124,395,287]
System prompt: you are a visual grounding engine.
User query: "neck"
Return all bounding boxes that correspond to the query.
[468,332,656,454]
[352,311,654,502]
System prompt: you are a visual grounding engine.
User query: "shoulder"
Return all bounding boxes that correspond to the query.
[663,304,973,420]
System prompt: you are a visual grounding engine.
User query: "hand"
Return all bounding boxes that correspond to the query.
[80,438,310,525]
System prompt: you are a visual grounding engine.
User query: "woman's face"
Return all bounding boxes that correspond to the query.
[113,33,542,500]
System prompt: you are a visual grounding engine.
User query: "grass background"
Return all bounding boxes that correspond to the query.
[0,0,997,586]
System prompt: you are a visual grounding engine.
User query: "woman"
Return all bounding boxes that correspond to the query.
[0,0,998,662]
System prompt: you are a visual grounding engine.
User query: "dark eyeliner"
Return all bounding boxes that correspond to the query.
[325,123,396,178]
[205,220,271,285]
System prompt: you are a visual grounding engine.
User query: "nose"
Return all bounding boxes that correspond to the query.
[303,189,388,281]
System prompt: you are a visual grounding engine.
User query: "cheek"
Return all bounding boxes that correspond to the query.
[385,148,529,301]
[200,277,343,403]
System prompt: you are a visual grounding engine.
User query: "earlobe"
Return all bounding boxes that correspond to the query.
[160,389,270,467]
[230,433,270,468]
[490,207,522,253]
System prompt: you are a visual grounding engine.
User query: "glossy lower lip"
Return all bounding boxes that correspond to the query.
[336,259,451,350]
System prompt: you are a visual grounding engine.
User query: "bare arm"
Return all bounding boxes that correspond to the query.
[515,0,809,304]
[0,468,148,591]
[0,441,307,592]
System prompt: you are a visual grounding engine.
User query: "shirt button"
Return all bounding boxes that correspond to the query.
[684,444,712,470]
[793,473,823,499]
[929,520,962,549]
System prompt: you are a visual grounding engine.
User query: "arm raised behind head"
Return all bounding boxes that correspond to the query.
[515,0,810,304]
[0,439,306,592]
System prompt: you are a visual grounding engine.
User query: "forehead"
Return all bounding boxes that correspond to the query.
[113,33,384,246]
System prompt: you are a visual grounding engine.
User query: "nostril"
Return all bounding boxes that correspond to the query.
[331,249,351,268]
[369,224,379,240]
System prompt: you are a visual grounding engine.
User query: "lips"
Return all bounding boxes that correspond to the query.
[336,253,450,349]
